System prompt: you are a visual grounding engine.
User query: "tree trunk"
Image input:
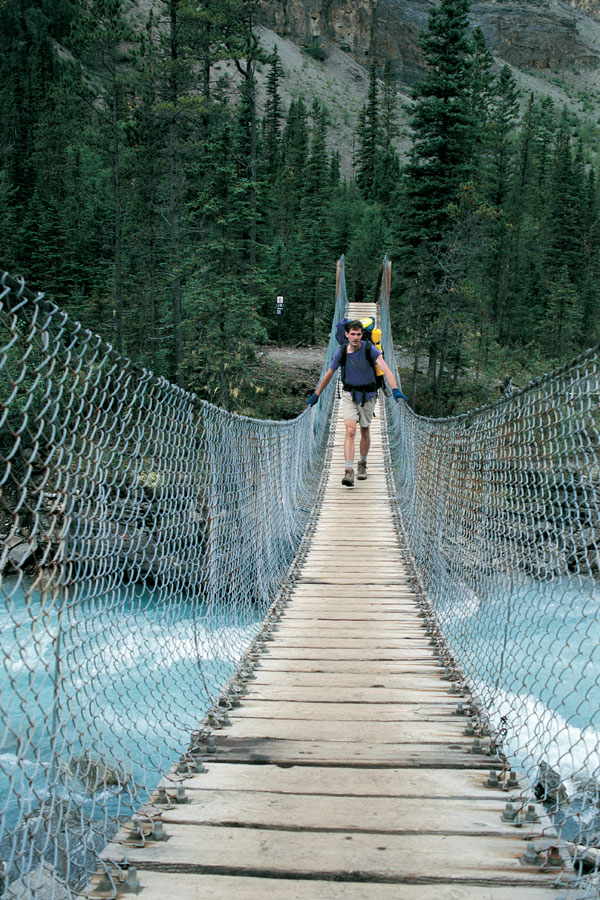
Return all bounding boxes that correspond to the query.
[169,0,183,386]
[112,80,123,355]
[434,322,449,417]
[410,343,419,407]
[248,61,257,276]
[427,343,437,385]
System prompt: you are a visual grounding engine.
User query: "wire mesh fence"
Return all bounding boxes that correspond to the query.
[0,266,346,899]
[379,269,600,889]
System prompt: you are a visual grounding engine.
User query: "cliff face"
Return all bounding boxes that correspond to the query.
[258,0,377,66]
[569,0,600,20]
[258,0,599,84]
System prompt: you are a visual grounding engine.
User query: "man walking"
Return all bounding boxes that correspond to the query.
[307,320,406,486]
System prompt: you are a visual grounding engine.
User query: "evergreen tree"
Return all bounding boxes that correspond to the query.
[397,0,476,258]
[356,62,380,197]
[262,46,284,179]
[293,101,332,341]
[373,59,401,206]
[540,265,582,359]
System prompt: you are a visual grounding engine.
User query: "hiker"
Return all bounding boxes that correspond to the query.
[307,319,406,487]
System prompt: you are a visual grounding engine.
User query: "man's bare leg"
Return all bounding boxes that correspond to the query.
[359,426,370,458]
[357,425,371,480]
[344,420,357,463]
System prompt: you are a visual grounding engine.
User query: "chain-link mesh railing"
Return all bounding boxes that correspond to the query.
[0,264,346,899]
[379,262,600,885]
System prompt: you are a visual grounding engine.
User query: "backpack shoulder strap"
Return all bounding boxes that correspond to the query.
[364,340,377,375]
[339,343,348,383]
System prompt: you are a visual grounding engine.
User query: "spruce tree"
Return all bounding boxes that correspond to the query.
[356,62,380,197]
[262,47,284,179]
[398,0,476,257]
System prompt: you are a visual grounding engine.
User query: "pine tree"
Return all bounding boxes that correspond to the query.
[540,265,582,358]
[373,59,401,207]
[69,0,135,355]
[262,46,284,179]
[397,0,476,261]
[293,101,332,342]
[356,62,380,197]
[184,103,265,408]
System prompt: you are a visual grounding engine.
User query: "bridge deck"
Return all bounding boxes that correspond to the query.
[91,306,576,899]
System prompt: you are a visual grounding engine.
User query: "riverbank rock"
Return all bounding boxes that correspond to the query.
[7,861,69,900]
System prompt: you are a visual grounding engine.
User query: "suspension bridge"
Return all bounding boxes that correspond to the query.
[0,261,598,899]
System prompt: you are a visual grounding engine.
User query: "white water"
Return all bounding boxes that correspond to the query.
[0,576,259,841]
[440,575,600,786]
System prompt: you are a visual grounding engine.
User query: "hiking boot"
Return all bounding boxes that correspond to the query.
[341,467,354,487]
[357,460,368,480]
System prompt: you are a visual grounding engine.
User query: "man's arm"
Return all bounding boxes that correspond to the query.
[315,366,336,396]
[375,355,397,390]
[307,366,336,406]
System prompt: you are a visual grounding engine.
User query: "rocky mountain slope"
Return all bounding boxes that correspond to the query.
[258,0,600,77]
[254,0,600,173]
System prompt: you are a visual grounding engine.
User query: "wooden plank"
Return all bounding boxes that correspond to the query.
[231,700,458,720]
[255,659,442,674]
[157,763,497,796]
[160,762,508,800]
[276,612,422,620]
[261,639,434,650]
[219,717,468,743]
[153,790,542,838]
[261,648,437,661]
[202,738,495,768]
[102,824,562,885]
[251,670,460,689]
[89,872,576,900]
[245,684,454,703]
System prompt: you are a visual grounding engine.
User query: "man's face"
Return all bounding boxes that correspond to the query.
[346,328,363,349]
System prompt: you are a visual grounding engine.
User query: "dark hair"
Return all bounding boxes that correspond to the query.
[345,319,363,333]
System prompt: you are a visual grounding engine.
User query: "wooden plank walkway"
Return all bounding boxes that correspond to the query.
[90,304,577,899]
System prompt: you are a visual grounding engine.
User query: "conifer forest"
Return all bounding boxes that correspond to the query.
[2,0,600,417]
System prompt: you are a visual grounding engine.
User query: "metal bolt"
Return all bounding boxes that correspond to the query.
[486,769,500,788]
[546,845,564,868]
[176,760,189,774]
[150,820,166,841]
[95,871,114,893]
[525,804,540,823]
[502,802,516,822]
[220,714,231,726]
[464,723,474,736]
[192,757,207,773]
[449,683,457,694]
[175,787,188,803]
[455,703,465,715]
[130,816,144,840]
[156,788,168,804]
[471,738,483,753]
[521,842,541,866]
[206,736,217,754]
[123,866,141,893]
[481,725,490,737]
[507,770,519,789]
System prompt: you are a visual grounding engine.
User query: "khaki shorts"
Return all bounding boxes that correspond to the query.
[342,391,377,429]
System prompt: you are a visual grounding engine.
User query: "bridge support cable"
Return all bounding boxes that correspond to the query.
[0,263,346,899]
[378,256,600,883]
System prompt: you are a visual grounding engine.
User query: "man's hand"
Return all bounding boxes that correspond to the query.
[307,392,319,407]
[392,388,408,403]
